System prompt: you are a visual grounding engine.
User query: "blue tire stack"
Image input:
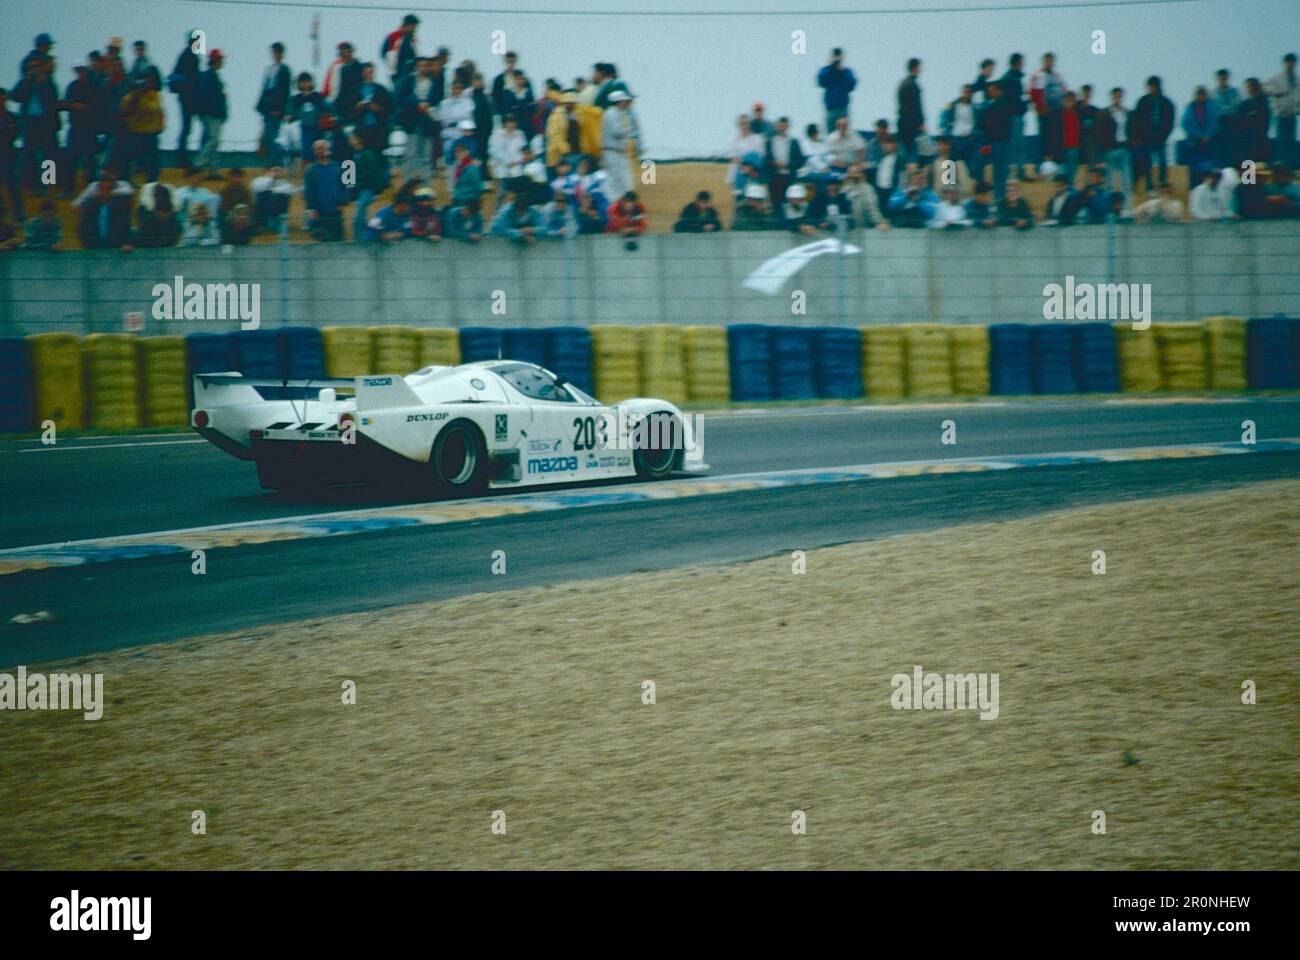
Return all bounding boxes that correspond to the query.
[811,327,863,399]
[459,327,505,363]
[769,326,817,400]
[727,324,773,401]
[278,326,327,379]
[232,329,283,378]
[503,327,549,368]
[1031,323,1078,394]
[545,326,594,396]
[988,323,1033,395]
[0,338,33,433]
[1071,322,1120,392]
[184,332,236,403]
[1246,315,1298,388]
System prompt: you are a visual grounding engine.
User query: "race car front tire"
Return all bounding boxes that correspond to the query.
[633,410,680,481]
[431,419,489,496]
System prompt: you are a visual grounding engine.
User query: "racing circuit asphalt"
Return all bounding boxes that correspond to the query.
[3,396,1299,664]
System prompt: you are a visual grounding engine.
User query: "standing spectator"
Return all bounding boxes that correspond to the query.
[1182,86,1221,185]
[872,136,903,210]
[380,14,421,84]
[825,115,867,174]
[1236,78,1273,164]
[491,52,520,116]
[925,136,973,198]
[449,140,484,208]
[601,91,637,201]
[1131,76,1175,192]
[728,114,765,194]
[0,88,22,219]
[1059,91,1082,186]
[941,85,978,169]
[1211,69,1241,167]
[115,74,164,183]
[438,76,475,167]
[996,180,1034,229]
[1263,53,1298,158]
[13,47,61,191]
[169,31,202,166]
[347,63,393,155]
[673,190,720,233]
[1077,85,1102,171]
[76,173,134,249]
[1133,181,1186,222]
[303,138,347,240]
[62,63,102,197]
[1030,52,1069,166]
[397,58,441,181]
[471,72,495,156]
[288,72,333,178]
[749,103,772,136]
[975,81,1014,199]
[896,58,925,163]
[250,165,297,232]
[256,43,291,165]
[817,48,857,132]
[972,59,997,102]
[1189,168,1233,220]
[348,130,389,242]
[23,200,62,249]
[18,33,55,80]
[997,53,1031,180]
[323,42,361,109]
[488,112,526,182]
[499,70,534,133]
[1101,87,1133,198]
[592,63,630,109]
[192,49,228,170]
[127,41,161,89]
[764,117,805,212]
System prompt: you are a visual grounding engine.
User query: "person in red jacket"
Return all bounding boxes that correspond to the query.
[606,190,646,249]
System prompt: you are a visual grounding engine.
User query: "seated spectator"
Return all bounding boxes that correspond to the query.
[220,168,253,218]
[409,187,442,241]
[23,200,62,250]
[964,182,998,228]
[824,116,867,174]
[803,178,852,233]
[780,183,812,232]
[135,189,181,247]
[929,186,972,229]
[1042,175,1086,226]
[173,168,221,235]
[219,203,256,245]
[1189,168,1235,220]
[444,197,484,242]
[576,155,610,214]
[181,201,220,245]
[996,181,1034,229]
[887,170,939,228]
[731,182,775,230]
[607,191,646,249]
[575,193,606,234]
[366,192,414,241]
[728,114,766,194]
[1239,164,1300,219]
[449,141,485,208]
[303,139,348,240]
[842,163,888,230]
[541,189,576,238]
[138,181,176,215]
[1133,182,1187,223]
[674,190,721,233]
[251,166,297,232]
[1077,167,1114,223]
[764,117,804,212]
[490,192,543,244]
[798,123,831,181]
[924,136,974,198]
[76,175,135,250]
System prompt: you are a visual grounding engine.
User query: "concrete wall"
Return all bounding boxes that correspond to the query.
[1,221,1295,336]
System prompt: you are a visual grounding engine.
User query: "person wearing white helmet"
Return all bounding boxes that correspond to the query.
[781,182,810,229]
[731,181,775,230]
[600,89,638,200]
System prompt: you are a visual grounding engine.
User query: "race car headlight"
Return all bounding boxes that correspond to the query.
[194,410,209,428]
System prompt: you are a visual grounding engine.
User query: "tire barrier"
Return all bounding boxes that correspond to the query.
[545,327,594,396]
[1246,315,1298,388]
[458,326,505,364]
[1113,324,1162,392]
[28,333,84,431]
[415,328,461,369]
[950,325,991,396]
[82,333,141,430]
[812,327,864,399]
[279,326,327,380]
[371,325,420,376]
[0,338,34,433]
[861,326,907,400]
[137,336,189,427]
[231,329,283,379]
[1071,322,1120,393]
[988,323,1033,395]
[639,324,688,407]
[903,323,954,397]
[1204,317,1247,391]
[769,326,817,401]
[1154,322,1208,392]
[726,324,774,402]
[590,324,642,402]
[321,326,375,378]
[683,325,731,404]
[1030,323,1078,395]
[503,327,550,369]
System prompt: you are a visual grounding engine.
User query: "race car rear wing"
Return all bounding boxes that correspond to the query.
[193,372,358,407]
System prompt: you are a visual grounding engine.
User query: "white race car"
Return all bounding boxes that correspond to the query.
[192,360,706,496]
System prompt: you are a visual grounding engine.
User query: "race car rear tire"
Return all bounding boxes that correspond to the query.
[633,410,680,481]
[431,419,489,496]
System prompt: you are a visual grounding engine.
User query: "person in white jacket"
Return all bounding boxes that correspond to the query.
[601,91,638,200]
[928,186,972,228]
[488,114,527,180]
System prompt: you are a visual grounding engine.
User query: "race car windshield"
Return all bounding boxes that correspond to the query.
[492,363,577,403]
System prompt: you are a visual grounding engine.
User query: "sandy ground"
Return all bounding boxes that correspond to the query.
[1,481,1296,870]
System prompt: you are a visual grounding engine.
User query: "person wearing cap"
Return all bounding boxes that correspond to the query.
[114,70,164,183]
[169,31,202,165]
[257,42,292,165]
[779,182,812,231]
[409,186,442,240]
[192,49,228,170]
[323,42,361,109]
[346,62,393,154]
[20,34,55,80]
[381,14,421,83]
[600,90,637,201]
[749,103,771,137]
[731,182,775,231]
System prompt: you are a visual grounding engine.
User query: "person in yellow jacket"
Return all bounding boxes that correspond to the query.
[546,92,603,167]
[115,74,165,181]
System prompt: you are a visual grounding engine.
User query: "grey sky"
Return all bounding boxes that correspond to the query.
[6,0,1296,157]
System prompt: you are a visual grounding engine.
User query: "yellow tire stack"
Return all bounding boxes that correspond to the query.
[682,326,731,404]
[82,333,141,430]
[27,333,84,431]
[903,323,954,397]
[1113,324,1162,392]
[137,336,189,427]
[590,325,641,403]
[1154,322,1208,392]
[639,324,687,407]
[1204,316,1247,390]
[950,325,991,396]
[321,326,375,378]
[415,328,461,369]
[370,325,420,375]
[861,326,907,400]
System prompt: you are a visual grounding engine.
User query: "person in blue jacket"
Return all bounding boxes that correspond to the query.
[817,48,858,132]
